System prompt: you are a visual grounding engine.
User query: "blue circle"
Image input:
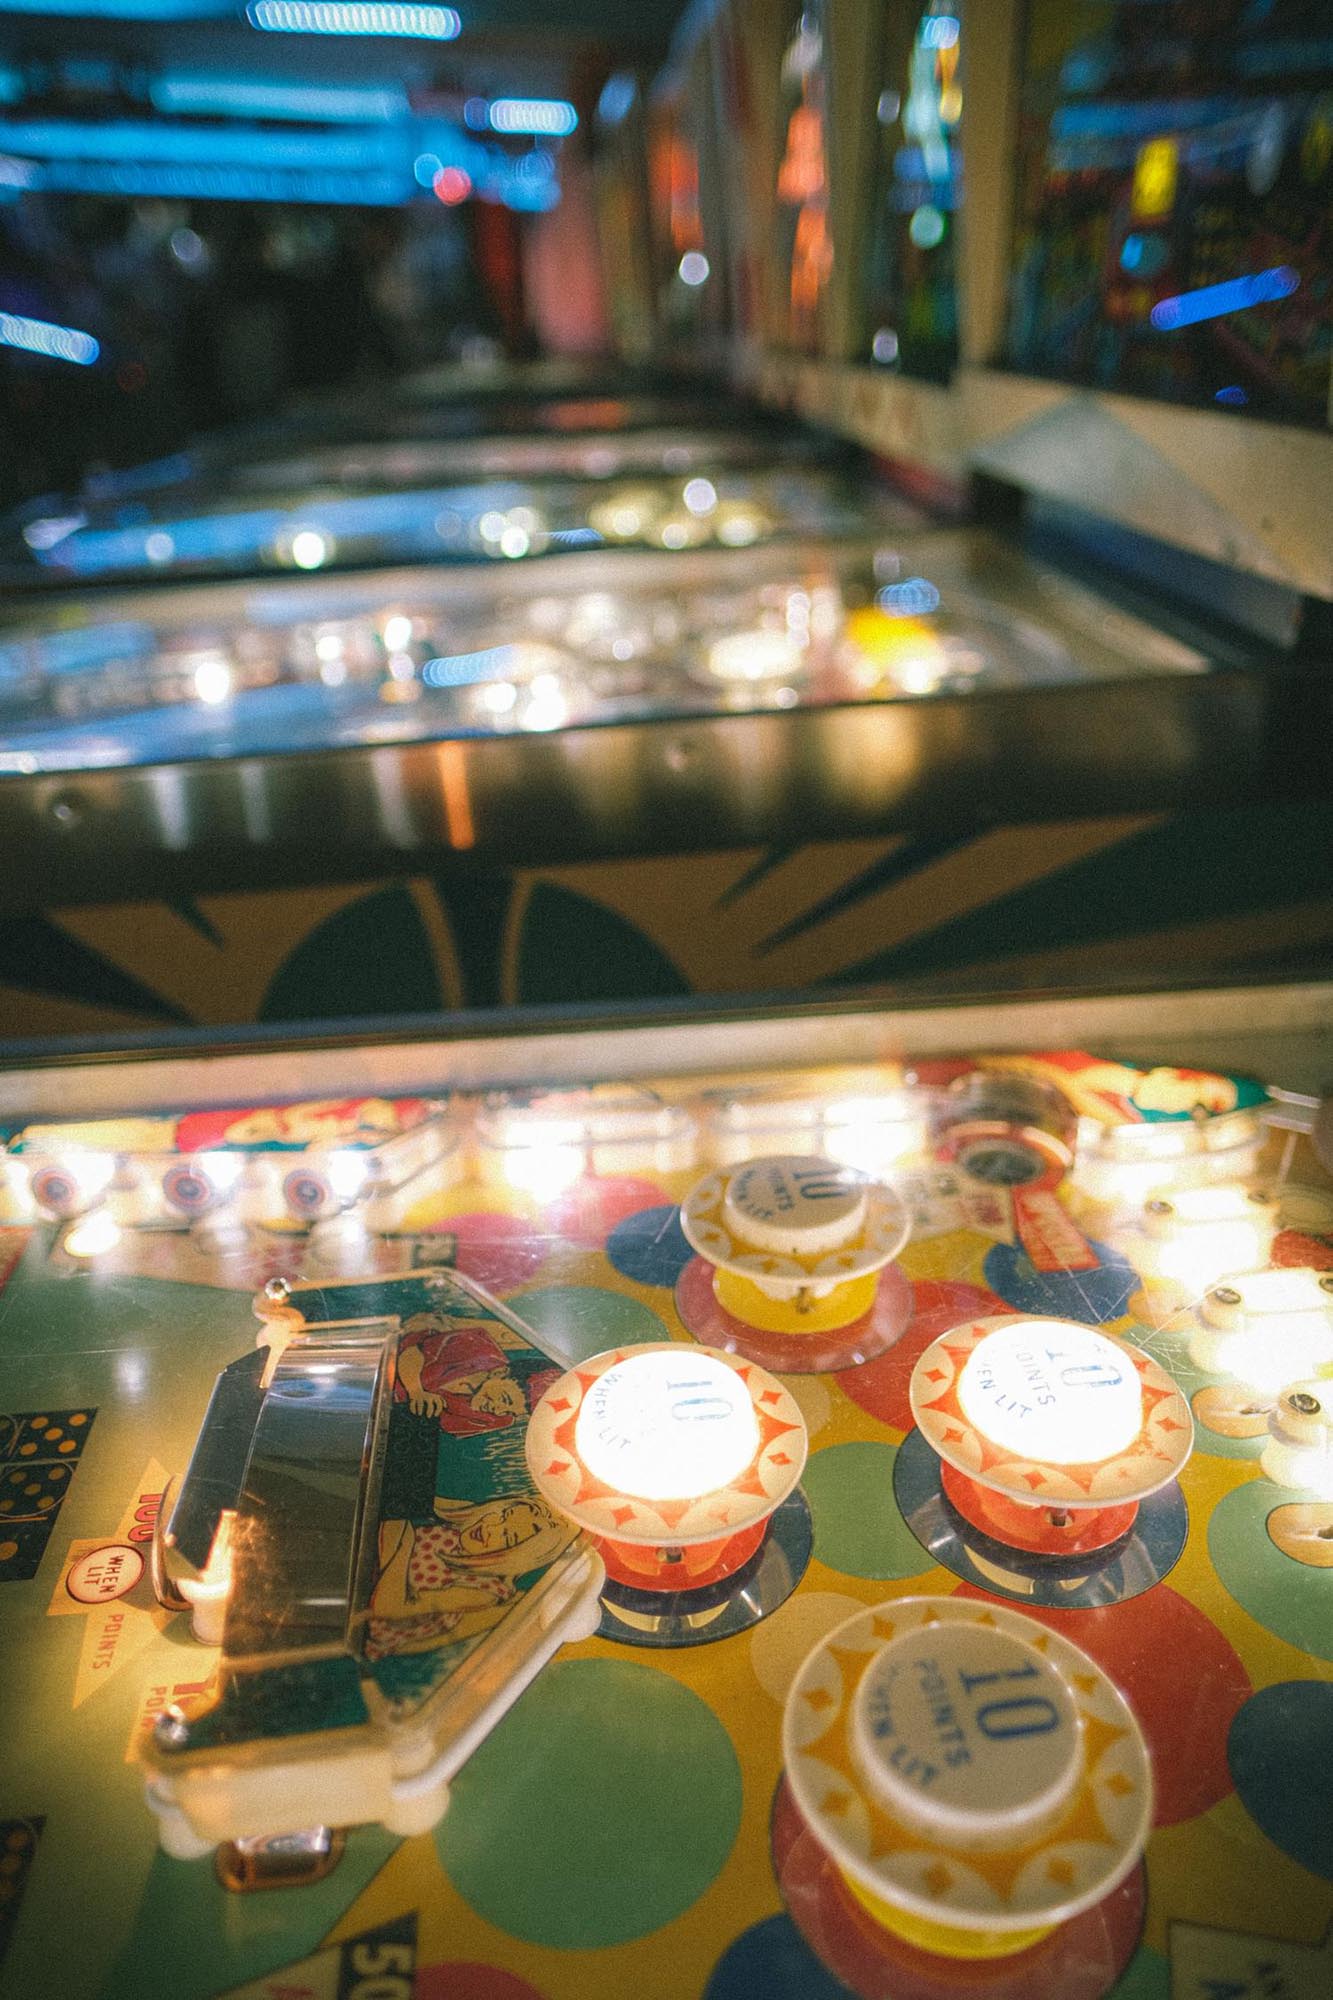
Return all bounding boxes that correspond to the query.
[1228,1681,1333,1880]
[982,1236,1139,1323]
[703,1914,848,2000]
[606,1203,694,1287]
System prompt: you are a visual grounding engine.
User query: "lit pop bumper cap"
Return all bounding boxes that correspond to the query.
[525,1343,806,1554]
[783,1597,1152,1954]
[911,1316,1193,1507]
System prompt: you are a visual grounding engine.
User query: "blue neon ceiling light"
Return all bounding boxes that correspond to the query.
[1151,265,1300,330]
[32,159,412,204]
[0,311,99,366]
[0,1,232,16]
[246,2,461,38]
[151,76,409,122]
[0,119,408,169]
[488,99,578,136]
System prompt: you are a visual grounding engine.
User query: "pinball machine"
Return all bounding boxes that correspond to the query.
[0,980,1330,2000]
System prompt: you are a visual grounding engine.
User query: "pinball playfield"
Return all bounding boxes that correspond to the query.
[0,990,1330,2000]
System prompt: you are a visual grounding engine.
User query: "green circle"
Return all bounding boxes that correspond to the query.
[438,1658,742,1946]
[1123,1323,1262,1462]
[805,1441,936,1580]
[1208,1477,1333,1662]
[514,1285,670,1365]
[1110,1943,1170,2000]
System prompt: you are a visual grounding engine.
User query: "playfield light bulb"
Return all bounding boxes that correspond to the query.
[574,1349,760,1502]
[326,1150,370,1200]
[957,1322,1143,1465]
[504,1139,584,1202]
[62,1151,118,1206]
[706,630,802,683]
[198,1150,244,1194]
[63,1210,122,1258]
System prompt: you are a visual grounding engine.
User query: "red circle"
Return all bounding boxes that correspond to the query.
[433,166,472,205]
[416,1967,547,2000]
[1272,1229,1333,1270]
[838,1279,1011,1432]
[952,1582,1249,1825]
[940,1464,1138,1555]
[594,1517,768,1589]
[675,1257,913,1374]
[432,1211,550,1292]
[773,1777,1145,2000]
[542,1176,667,1249]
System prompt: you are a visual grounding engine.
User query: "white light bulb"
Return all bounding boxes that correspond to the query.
[958,1322,1142,1464]
[576,1350,758,1502]
[290,530,329,570]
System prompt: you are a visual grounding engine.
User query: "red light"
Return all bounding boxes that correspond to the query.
[433,166,471,205]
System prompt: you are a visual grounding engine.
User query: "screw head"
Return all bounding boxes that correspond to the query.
[154,1707,191,1750]
[1145,1198,1173,1216]
[1212,1286,1243,1307]
[1289,1391,1323,1417]
[263,1277,291,1303]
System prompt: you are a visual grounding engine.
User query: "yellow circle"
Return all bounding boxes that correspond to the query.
[1192,1383,1271,1439]
[37,1496,54,1511]
[23,1483,40,1497]
[7,1470,24,1485]
[839,1868,1055,1959]
[0,1540,18,1562]
[0,1855,21,1876]
[58,1440,76,1454]
[70,1413,88,1427]
[19,1444,36,1457]
[0,1501,13,1515]
[715,1266,878,1333]
[43,1428,62,1443]
[1267,1502,1333,1568]
[28,1418,48,1429]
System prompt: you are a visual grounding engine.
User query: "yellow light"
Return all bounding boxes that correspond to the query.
[958,1322,1142,1464]
[574,1350,759,1502]
[1132,137,1178,220]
